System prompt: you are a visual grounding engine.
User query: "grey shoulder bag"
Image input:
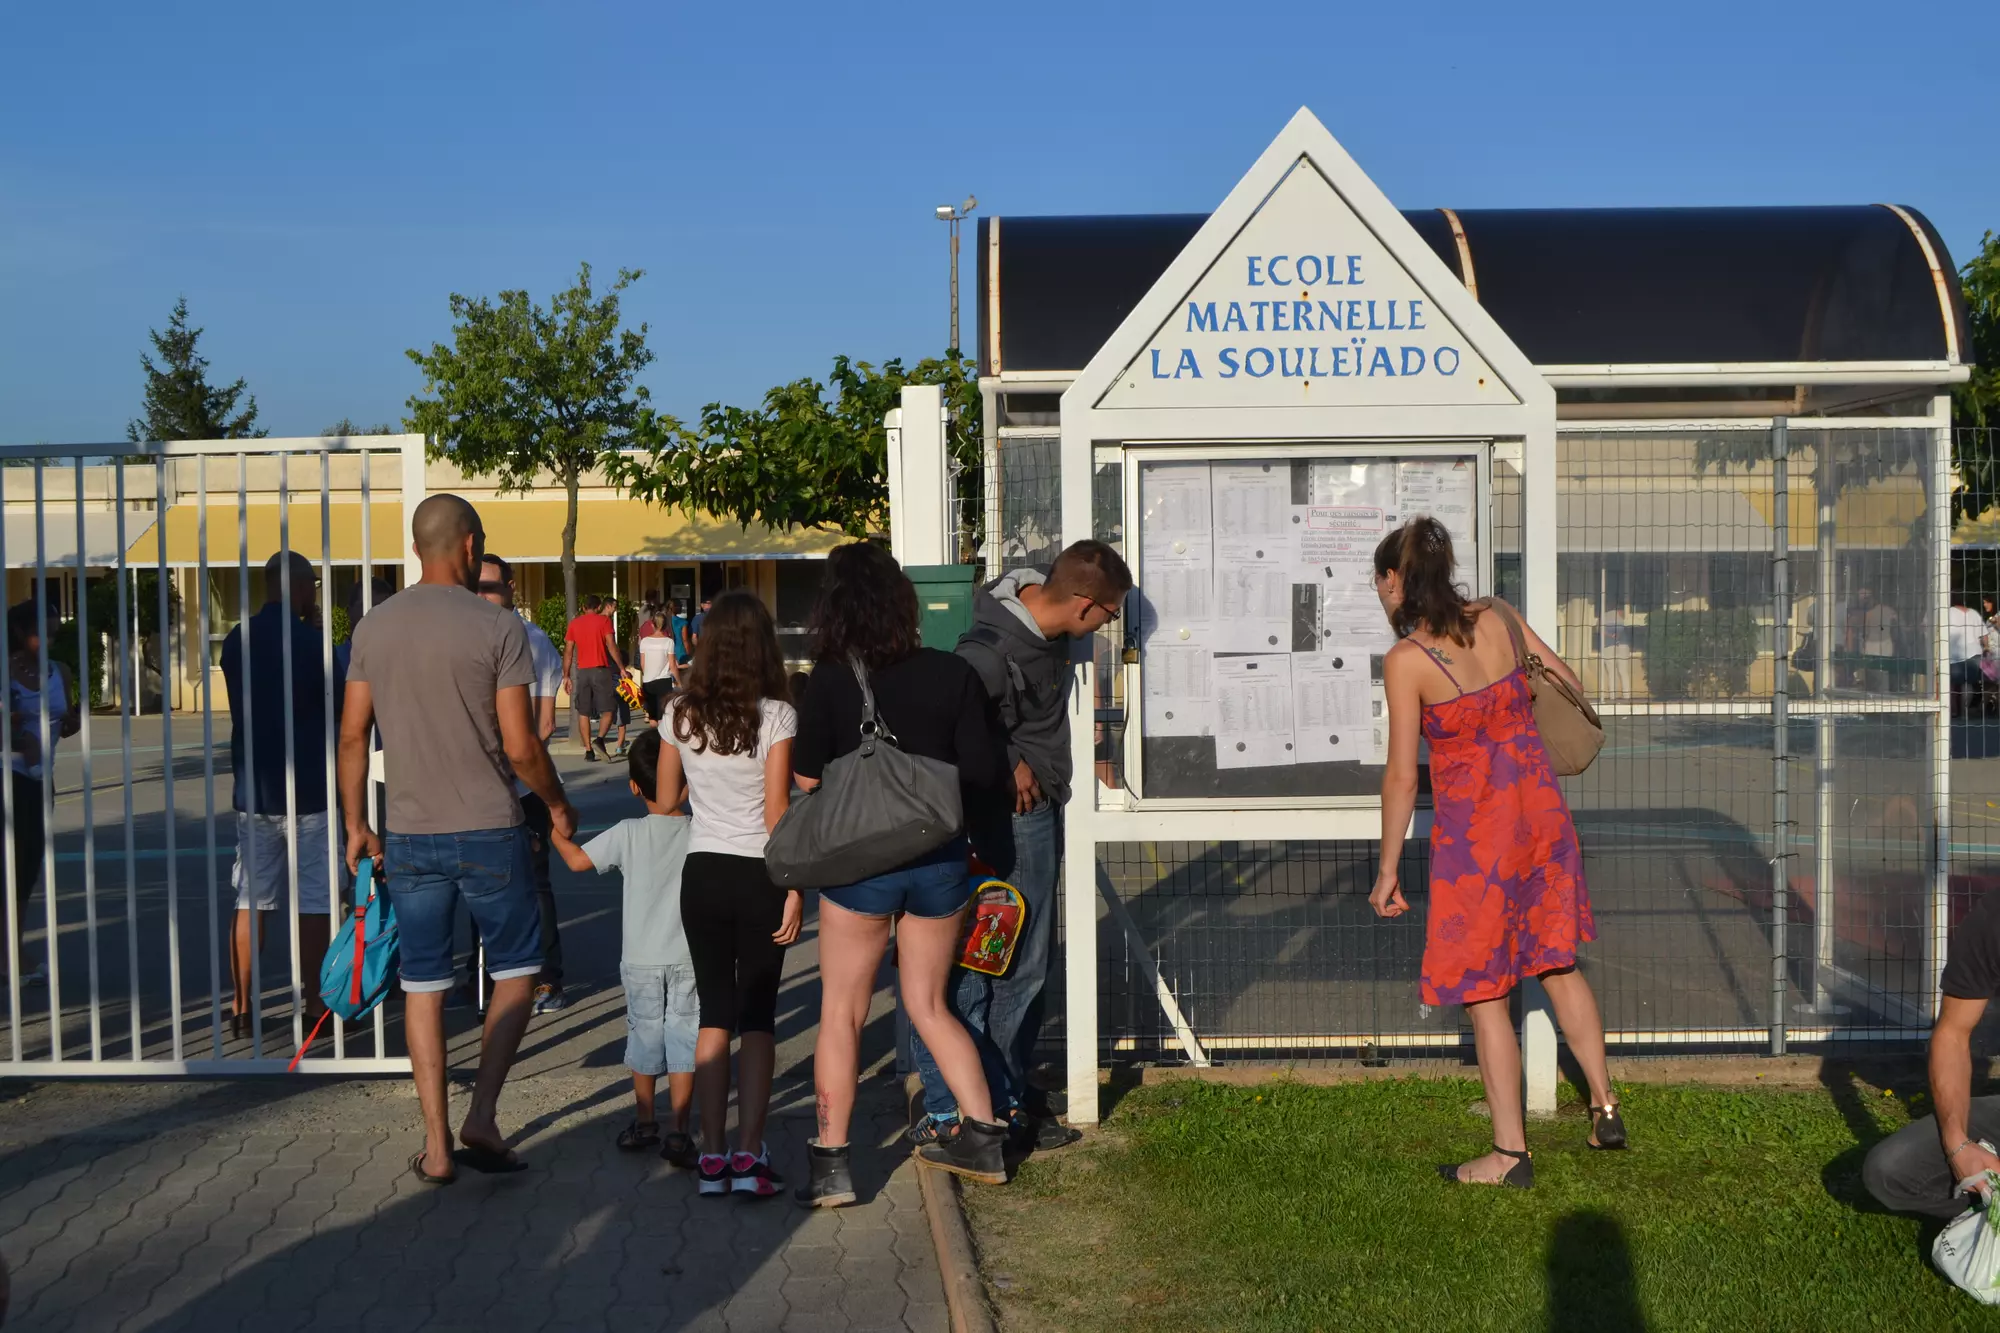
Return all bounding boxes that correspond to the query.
[765,656,964,889]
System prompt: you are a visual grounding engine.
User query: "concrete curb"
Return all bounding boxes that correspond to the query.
[917,1162,997,1333]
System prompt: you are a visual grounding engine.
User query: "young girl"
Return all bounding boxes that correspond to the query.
[655,591,801,1198]
[1369,518,1625,1188]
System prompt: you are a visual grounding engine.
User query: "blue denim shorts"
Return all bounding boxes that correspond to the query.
[383,825,540,992]
[819,840,975,919]
[621,963,700,1076]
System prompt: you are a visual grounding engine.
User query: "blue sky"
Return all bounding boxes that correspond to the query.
[2,0,1994,444]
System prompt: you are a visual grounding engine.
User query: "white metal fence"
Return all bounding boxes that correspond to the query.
[0,435,424,1075]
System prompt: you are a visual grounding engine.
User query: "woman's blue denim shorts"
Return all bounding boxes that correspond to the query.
[819,839,974,919]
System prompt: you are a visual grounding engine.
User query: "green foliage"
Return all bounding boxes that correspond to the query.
[321,419,396,437]
[611,596,637,654]
[1956,230,2000,430]
[127,297,265,443]
[405,263,665,622]
[533,595,568,646]
[330,603,351,646]
[1645,607,1759,698]
[44,573,187,708]
[610,352,981,539]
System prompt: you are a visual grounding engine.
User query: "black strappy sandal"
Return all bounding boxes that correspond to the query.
[1588,1102,1628,1150]
[616,1120,661,1153]
[1437,1144,1533,1189]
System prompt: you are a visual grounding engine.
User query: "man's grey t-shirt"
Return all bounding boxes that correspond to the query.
[348,583,535,835]
[584,813,692,968]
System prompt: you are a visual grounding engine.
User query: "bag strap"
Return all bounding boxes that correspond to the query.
[353,856,374,912]
[848,654,898,746]
[1485,598,1533,676]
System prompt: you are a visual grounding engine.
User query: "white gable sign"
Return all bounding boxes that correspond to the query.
[1100,156,1517,410]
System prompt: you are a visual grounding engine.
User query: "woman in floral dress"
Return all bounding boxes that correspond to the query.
[1368,518,1626,1188]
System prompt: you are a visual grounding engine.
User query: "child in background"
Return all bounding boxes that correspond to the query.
[549,729,701,1167]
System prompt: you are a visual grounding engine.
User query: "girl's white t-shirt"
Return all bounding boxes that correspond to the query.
[638,633,676,683]
[660,695,796,858]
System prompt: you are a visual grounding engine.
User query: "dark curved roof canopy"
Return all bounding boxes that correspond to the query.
[977,206,1968,377]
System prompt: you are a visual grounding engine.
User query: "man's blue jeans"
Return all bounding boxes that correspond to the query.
[912,801,1061,1120]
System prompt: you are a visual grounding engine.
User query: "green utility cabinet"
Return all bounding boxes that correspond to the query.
[906,564,980,650]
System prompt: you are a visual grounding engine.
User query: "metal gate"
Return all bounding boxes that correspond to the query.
[0,434,425,1075]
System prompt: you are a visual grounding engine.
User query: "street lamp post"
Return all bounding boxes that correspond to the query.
[935,195,977,355]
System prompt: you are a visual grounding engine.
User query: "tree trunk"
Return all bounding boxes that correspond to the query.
[562,466,580,623]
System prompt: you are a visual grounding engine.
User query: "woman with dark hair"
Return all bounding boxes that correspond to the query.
[655,590,800,1199]
[4,600,73,986]
[791,542,1011,1206]
[1369,517,1624,1188]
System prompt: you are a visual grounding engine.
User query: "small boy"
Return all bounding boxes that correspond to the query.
[549,729,700,1167]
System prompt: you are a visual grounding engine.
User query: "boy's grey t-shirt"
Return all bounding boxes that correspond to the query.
[584,814,692,968]
[347,583,535,835]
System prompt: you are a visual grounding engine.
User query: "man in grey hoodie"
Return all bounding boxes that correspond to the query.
[910,539,1132,1152]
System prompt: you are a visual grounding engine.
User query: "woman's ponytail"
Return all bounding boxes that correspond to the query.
[1372,516,1479,646]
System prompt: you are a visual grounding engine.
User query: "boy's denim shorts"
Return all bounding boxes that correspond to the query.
[621,962,699,1077]
[819,839,974,920]
[383,826,540,992]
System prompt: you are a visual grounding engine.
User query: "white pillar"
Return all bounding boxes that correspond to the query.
[1519,421,1560,1117]
[400,436,427,586]
[886,385,952,566]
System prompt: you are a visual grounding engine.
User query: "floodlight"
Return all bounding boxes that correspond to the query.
[935,205,955,219]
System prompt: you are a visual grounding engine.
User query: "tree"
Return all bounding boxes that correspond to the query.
[611,352,980,539]
[405,263,665,620]
[320,419,396,436]
[1957,231,2000,430]
[127,297,265,442]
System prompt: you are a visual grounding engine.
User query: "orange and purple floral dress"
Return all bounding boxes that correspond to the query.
[1418,655,1595,1006]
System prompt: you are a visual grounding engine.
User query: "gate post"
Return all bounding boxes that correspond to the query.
[401,435,427,584]
[1521,416,1560,1117]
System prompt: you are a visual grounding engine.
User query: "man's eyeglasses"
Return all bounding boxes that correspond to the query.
[1080,594,1122,623]
[476,580,507,596]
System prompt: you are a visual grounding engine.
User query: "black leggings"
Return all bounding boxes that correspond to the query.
[8,772,45,935]
[680,851,787,1034]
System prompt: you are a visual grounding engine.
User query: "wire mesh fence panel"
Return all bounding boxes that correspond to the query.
[1067,420,1952,1067]
[958,432,1062,583]
[1950,428,2000,1046]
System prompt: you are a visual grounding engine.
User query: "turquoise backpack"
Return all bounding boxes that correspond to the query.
[290,857,398,1069]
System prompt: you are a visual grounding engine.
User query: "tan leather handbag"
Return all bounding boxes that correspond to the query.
[1489,600,1604,776]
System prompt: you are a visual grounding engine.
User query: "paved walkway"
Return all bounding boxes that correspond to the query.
[0,745,949,1332]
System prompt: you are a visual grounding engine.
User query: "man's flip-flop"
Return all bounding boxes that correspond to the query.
[452,1143,529,1174]
[409,1152,456,1186]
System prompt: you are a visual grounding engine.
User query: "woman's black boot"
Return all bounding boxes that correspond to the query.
[795,1140,857,1209]
[917,1117,1009,1185]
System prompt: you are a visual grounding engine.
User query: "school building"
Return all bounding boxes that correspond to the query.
[0,454,843,710]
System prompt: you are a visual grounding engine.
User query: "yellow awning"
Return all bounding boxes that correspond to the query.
[130,498,842,566]
[1741,480,1926,550]
[476,500,843,561]
[135,501,407,566]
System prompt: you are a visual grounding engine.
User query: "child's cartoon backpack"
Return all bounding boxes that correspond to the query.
[958,878,1026,977]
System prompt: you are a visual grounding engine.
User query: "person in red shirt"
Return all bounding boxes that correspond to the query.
[563,594,626,761]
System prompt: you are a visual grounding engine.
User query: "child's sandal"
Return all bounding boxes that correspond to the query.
[617,1120,661,1152]
[660,1131,699,1169]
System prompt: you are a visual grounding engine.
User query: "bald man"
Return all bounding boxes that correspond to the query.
[339,493,577,1183]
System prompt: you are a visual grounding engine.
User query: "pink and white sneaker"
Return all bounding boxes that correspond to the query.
[729,1146,784,1199]
[696,1153,733,1197]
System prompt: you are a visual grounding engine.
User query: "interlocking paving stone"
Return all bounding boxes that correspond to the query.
[0,892,955,1331]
